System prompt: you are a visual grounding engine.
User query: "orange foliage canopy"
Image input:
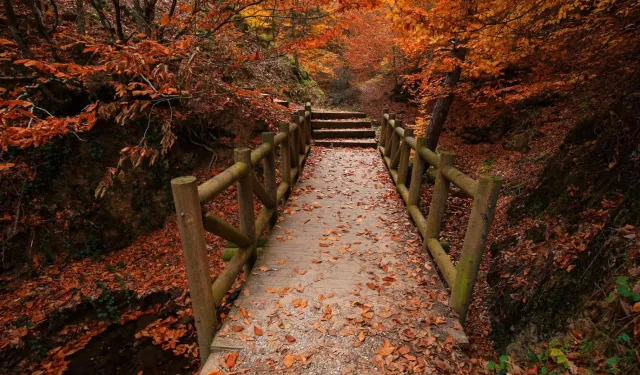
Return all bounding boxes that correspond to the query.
[386,0,640,129]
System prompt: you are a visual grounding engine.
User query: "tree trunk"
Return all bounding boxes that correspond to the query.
[3,0,33,57]
[111,0,125,41]
[133,0,145,32]
[424,47,467,151]
[90,0,115,41]
[27,0,52,41]
[143,0,158,35]
[76,0,85,34]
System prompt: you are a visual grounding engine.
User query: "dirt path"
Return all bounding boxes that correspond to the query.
[202,147,470,374]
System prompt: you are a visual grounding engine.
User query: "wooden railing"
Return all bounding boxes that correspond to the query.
[377,110,502,324]
[170,103,312,362]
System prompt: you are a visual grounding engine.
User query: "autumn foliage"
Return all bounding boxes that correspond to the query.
[2,0,640,374]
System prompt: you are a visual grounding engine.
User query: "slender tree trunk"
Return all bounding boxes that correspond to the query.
[157,0,177,41]
[168,0,177,18]
[27,0,52,40]
[76,0,85,34]
[111,0,125,41]
[133,0,145,32]
[90,0,115,41]
[425,47,467,151]
[143,0,158,35]
[3,0,33,57]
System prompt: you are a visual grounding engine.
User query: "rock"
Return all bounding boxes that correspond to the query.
[502,132,531,152]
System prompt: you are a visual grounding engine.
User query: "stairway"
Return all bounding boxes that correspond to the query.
[311,111,377,148]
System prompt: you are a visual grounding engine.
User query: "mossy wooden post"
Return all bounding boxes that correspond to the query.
[235,148,257,275]
[397,128,413,186]
[424,152,455,240]
[262,132,277,226]
[384,114,395,157]
[379,109,389,148]
[289,115,300,170]
[170,176,216,363]
[278,122,292,185]
[304,103,312,145]
[450,174,502,324]
[408,136,427,206]
[389,120,402,167]
[296,110,306,156]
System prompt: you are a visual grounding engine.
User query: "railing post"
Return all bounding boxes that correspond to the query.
[397,128,413,186]
[379,109,389,149]
[289,114,300,171]
[305,103,312,145]
[425,152,455,239]
[262,132,277,225]
[389,120,402,167]
[384,114,395,157]
[278,122,292,185]
[408,136,426,206]
[170,176,216,362]
[450,174,502,324]
[297,110,306,156]
[235,148,257,275]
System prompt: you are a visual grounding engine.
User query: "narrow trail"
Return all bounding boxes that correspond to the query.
[203,147,468,374]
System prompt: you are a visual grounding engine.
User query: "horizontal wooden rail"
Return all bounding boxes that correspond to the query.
[250,142,273,167]
[377,110,501,325]
[198,161,249,204]
[441,165,476,198]
[203,213,252,247]
[172,102,313,363]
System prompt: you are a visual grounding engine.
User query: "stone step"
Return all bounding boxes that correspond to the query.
[314,139,377,148]
[311,120,371,129]
[311,111,367,120]
[313,129,376,139]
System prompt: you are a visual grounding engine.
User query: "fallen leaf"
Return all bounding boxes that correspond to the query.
[254,326,264,336]
[231,325,244,332]
[283,354,294,368]
[224,352,239,368]
[377,339,395,355]
[285,334,296,343]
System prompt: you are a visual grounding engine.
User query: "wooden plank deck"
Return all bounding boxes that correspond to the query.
[202,147,467,374]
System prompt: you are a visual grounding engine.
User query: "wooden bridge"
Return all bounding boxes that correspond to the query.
[170,104,501,374]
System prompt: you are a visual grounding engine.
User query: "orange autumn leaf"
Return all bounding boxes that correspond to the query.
[254,325,264,336]
[283,354,294,368]
[224,351,239,369]
[376,339,395,356]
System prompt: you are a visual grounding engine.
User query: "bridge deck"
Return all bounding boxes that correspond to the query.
[203,147,467,374]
